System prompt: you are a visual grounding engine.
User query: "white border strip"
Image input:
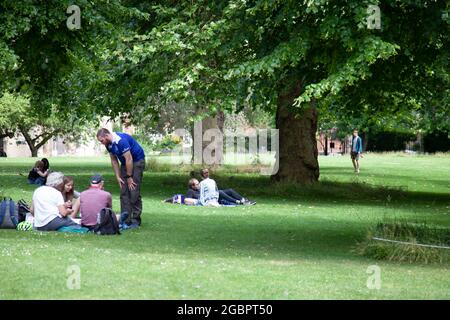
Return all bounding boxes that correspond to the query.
[372,237,450,250]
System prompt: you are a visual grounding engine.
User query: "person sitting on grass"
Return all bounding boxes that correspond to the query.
[30,172,79,231]
[77,174,113,231]
[62,176,81,217]
[27,160,48,186]
[198,169,256,205]
[197,170,221,207]
[41,158,50,184]
[41,158,50,172]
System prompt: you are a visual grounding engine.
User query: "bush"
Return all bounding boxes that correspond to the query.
[424,130,450,153]
[366,130,416,152]
[356,220,450,264]
[156,134,182,151]
[146,158,173,172]
[134,134,161,154]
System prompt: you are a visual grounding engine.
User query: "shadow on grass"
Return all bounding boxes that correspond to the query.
[139,173,450,208]
[1,167,448,264]
[0,211,367,263]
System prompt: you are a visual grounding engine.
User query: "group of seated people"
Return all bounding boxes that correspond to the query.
[29,171,121,232]
[168,168,256,207]
[28,164,253,232]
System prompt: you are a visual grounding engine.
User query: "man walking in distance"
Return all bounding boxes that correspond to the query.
[97,128,145,226]
[351,129,363,173]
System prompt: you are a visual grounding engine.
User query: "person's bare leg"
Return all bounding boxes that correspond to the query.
[355,159,360,173]
[352,158,357,171]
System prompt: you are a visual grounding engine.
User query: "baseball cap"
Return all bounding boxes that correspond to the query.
[90,174,103,184]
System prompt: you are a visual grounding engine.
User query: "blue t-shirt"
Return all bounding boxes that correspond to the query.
[106,132,145,166]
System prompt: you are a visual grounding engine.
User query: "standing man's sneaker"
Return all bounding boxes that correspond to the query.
[120,211,129,225]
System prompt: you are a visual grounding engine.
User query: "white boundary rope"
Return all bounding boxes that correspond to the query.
[372,237,450,250]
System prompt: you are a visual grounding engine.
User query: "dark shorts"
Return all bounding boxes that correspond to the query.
[351,151,360,161]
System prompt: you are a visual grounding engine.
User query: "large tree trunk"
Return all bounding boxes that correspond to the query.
[202,110,224,163]
[0,138,5,156]
[271,82,319,184]
[192,110,225,166]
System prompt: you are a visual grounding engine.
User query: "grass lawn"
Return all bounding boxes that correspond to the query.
[0,153,449,299]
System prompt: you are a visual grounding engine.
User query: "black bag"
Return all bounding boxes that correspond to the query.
[93,208,120,235]
[17,199,31,223]
[0,198,19,229]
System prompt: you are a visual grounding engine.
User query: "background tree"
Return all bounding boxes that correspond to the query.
[86,0,448,183]
[0,92,97,157]
[2,2,448,174]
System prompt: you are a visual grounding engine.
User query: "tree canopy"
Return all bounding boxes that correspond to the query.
[0,1,448,181]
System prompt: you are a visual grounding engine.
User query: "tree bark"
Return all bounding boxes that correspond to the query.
[0,138,5,156]
[361,131,368,152]
[19,127,57,158]
[271,81,319,184]
[200,110,224,167]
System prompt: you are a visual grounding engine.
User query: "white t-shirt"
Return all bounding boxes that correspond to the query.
[199,178,219,206]
[32,186,64,228]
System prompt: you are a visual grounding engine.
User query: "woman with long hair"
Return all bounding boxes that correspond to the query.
[62,176,81,218]
[27,160,48,186]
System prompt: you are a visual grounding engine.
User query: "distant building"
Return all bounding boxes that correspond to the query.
[1,118,116,157]
[317,129,353,155]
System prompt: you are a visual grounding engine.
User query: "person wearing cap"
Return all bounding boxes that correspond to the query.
[78,174,113,231]
[30,172,79,231]
[96,128,145,226]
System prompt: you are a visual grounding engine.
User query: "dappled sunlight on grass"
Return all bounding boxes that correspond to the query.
[0,154,449,299]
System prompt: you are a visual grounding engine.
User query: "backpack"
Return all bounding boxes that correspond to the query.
[0,198,19,229]
[172,194,185,204]
[17,199,31,223]
[93,208,120,235]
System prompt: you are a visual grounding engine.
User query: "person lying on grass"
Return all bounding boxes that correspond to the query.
[196,169,256,205]
[30,172,80,231]
[163,170,220,206]
[163,171,219,206]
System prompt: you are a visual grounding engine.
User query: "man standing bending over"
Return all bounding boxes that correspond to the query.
[97,128,145,226]
[351,129,363,174]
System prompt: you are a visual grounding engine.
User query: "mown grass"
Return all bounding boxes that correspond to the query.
[0,153,449,299]
[357,221,450,264]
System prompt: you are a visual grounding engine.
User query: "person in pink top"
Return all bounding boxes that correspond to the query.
[79,174,112,230]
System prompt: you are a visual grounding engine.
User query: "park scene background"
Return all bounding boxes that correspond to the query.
[0,1,449,299]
